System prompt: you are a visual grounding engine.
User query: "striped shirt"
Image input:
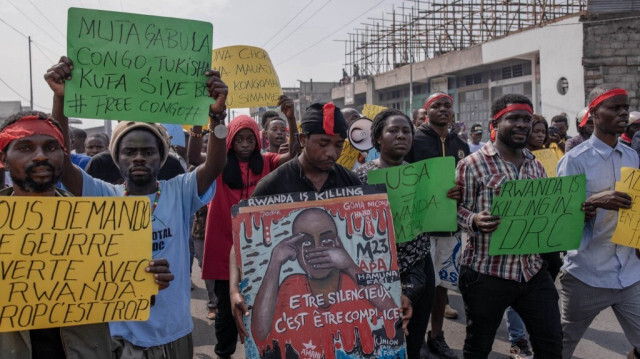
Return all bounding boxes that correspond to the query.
[456,141,545,281]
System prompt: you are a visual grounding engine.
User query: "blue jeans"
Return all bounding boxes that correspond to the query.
[506,307,527,344]
[458,266,562,359]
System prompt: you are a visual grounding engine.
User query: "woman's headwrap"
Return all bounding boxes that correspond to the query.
[301,102,347,138]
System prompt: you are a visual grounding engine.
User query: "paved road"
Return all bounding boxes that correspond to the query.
[190,264,629,359]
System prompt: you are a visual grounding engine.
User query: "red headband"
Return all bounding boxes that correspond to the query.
[493,103,533,120]
[323,102,336,136]
[0,116,67,155]
[425,94,453,111]
[490,122,496,142]
[580,88,628,127]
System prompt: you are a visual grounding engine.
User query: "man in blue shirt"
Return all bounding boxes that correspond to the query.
[557,84,640,359]
[44,56,229,358]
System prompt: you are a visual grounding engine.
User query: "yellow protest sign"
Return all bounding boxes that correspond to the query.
[612,167,640,248]
[362,104,387,120]
[337,140,361,169]
[0,197,157,333]
[532,149,560,177]
[211,45,282,109]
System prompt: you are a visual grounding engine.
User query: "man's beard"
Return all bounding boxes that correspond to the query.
[11,161,61,193]
[498,130,528,149]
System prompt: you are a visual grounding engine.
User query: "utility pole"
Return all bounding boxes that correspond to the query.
[28,36,33,110]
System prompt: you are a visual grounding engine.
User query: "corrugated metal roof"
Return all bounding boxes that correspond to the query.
[589,0,640,12]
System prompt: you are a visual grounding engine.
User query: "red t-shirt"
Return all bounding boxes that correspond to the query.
[201,152,279,280]
[252,273,401,359]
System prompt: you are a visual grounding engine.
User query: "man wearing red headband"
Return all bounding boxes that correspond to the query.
[0,111,173,358]
[557,84,640,359]
[456,94,562,358]
[44,56,227,358]
[406,92,468,359]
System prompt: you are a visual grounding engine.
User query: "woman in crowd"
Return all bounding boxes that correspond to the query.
[354,108,436,359]
[200,96,299,359]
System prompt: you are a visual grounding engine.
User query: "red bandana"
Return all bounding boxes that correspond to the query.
[425,94,454,111]
[580,88,628,127]
[323,102,336,136]
[0,116,67,155]
[492,104,534,120]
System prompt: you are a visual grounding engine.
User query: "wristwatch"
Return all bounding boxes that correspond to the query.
[209,110,228,139]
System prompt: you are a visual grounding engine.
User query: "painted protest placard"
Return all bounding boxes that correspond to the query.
[362,104,387,120]
[612,167,640,248]
[532,149,560,177]
[488,175,586,255]
[211,45,282,108]
[65,8,213,125]
[232,186,406,359]
[0,197,157,332]
[367,157,457,243]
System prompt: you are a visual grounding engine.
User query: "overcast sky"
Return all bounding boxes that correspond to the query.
[1,0,407,119]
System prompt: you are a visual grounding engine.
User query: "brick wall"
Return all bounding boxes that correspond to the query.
[582,12,640,108]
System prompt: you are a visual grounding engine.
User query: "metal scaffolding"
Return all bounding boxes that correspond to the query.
[339,0,586,82]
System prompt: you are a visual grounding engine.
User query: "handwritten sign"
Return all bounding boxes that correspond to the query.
[211,45,282,108]
[65,8,213,125]
[0,197,157,332]
[362,104,387,120]
[532,149,560,177]
[337,140,360,169]
[612,167,640,248]
[489,175,586,255]
[232,186,405,359]
[367,157,457,243]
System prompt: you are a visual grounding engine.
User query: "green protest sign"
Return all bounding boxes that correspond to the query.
[489,175,586,255]
[367,157,457,243]
[65,8,213,125]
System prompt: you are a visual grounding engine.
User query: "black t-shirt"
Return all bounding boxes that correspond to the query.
[252,156,361,197]
[85,151,186,184]
[30,328,66,359]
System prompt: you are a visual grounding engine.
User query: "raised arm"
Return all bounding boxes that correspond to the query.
[195,70,228,195]
[276,95,300,166]
[187,126,207,166]
[44,56,83,196]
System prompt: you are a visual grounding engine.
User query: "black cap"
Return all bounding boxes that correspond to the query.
[470,123,483,134]
[301,103,347,138]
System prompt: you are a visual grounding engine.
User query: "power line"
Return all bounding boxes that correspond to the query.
[0,78,49,110]
[25,0,66,38]
[0,17,61,62]
[276,0,386,66]
[262,0,315,48]
[5,0,65,49]
[268,0,333,52]
[0,17,27,39]
[32,42,57,63]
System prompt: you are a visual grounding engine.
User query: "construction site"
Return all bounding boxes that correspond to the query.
[332,0,640,138]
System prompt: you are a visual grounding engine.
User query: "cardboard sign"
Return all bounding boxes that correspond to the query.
[367,157,457,243]
[0,197,157,332]
[362,104,387,120]
[489,175,586,255]
[337,140,360,169]
[532,149,560,177]
[211,45,282,108]
[232,186,406,359]
[612,167,640,248]
[65,8,213,125]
